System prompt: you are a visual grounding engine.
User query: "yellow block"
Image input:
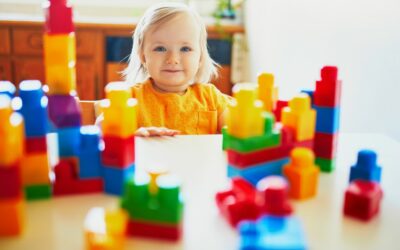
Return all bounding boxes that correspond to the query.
[0,197,24,236]
[283,147,319,199]
[257,73,279,112]
[148,168,168,194]
[281,94,316,141]
[45,64,77,95]
[105,82,132,108]
[43,33,76,66]
[227,83,264,138]
[21,152,51,185]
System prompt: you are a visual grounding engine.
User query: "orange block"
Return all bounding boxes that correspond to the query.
[21,152,51,185]
[0,197,24,236]
[45,64,77,95]
[43,33,76,66]
[281,93,316,141]
[283,147,320,199]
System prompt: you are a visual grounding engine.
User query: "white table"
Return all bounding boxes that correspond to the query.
[0,133,399,250]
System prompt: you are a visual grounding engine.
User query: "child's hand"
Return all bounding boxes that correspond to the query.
[135,127,181,137]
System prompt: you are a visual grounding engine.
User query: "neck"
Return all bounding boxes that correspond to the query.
[151,79,188,95]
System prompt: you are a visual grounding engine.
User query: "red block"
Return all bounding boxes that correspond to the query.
[273,100,288,122]
[313,132,338,159]
[126,219,181,241]
[215,178,260,227]
[101,136,135,168]
[26,136,47,154]
[343,180,383,221]
[257,176,293,216]
[43,0,74,34]
[0,162,22,199]
[313,66,342,107]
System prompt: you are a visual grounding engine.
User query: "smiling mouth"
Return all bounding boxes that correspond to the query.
[163,70,182,73]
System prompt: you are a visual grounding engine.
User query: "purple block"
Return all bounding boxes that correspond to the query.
[48,95,81,128]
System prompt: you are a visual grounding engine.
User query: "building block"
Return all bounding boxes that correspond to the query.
[79,126,103,178]
[316,157,336,172]
[21,152,51,185]
[0,197,24,236]
[313,132,337,159]
[281,93,316,141]
[313,66,341,107]
[0,80,16,97]
[45,64,77,96]
[57,126,81,157]
[43,0,74,34]
[121,172,184,225]
[256,176,293,216]
[349,150,381,183]
[48,94,81,128]
[44,33,76,66]
[101,135,135,168]
[25,184,52,200]
[102,164,135,196]
[273,100,288,122]
[314,105,340,133]
[257,73,278,112]
[105,81,132,108]
[283,148,320,199]
[126,219,182,241]
[84,207,128,250]
[238,215,307,250]
[227,83,265,138]
[25,136,48,154]
[343,180,383,221]
[0,162,22,199]
[215,178,260,227]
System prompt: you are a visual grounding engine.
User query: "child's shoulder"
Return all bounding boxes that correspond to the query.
[191,82,221,94]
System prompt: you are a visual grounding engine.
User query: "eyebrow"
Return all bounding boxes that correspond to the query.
[151,41,194,46]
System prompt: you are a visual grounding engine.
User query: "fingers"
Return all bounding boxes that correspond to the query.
[135,127,181,137]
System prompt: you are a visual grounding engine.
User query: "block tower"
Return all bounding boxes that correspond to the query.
[0,95,25,236]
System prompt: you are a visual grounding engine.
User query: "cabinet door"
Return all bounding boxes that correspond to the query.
[13,28,43,56]
[13,58,45,86]
[76,59,97,100]
[0,59,12,81]
[0,27,11,55]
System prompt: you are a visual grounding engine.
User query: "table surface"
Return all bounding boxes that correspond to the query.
[1,133,399,250]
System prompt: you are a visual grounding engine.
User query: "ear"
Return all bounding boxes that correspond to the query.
[140,52,146,64]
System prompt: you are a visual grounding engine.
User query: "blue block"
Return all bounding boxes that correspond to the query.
[313,105,340,133]
[58,127,81,157]
[228,158,289,186]
[239,215,307,250]
[0,81,16,97]
[349,149,381,183]
[103,164,135,196]
[78,125,102,178]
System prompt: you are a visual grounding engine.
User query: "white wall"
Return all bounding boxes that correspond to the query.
[244,0,400,141]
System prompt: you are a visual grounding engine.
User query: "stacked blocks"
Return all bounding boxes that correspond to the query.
[79,126,103,179]
[257,73,278,112]
[343,150,383,221]
[283,148,320,199]
[100,82,137,195]
[0,95,25,236]
[84,207,128,250]
[17,80,52,200]
[121,171,184,241]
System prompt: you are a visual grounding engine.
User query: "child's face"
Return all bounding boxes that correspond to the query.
[141,13,201,93]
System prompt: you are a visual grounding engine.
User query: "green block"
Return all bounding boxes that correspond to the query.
[25,184,52,200]
[120,173,184,224]
[316,157,336,172]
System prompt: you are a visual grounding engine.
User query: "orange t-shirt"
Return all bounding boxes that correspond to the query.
[131,78,231,135]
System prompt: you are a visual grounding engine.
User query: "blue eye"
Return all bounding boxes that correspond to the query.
[181,46,192,52]
[154,46,166,52]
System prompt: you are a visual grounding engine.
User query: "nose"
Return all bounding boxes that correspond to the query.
[166,51,179,65]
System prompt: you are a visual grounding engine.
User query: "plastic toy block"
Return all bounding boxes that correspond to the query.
[58,126,81,157]
[256,176,293,216]
[79,126,102,178]
[17,80,50,137]
[84,207,128,250]
[43,0,74,34]
[0,81,16,97]
[100,99,138,139]
[301,89,314,104]
[101,135,135,168]
[314,105,340,133]
[349,150,381,183]
[316,157,336,172]
[44,33,76,66]
[0,162,22,199]
[313,66,341,107]
[0,197,24,236]
[281,93,316,141]
[228,158,289,186]
[273,100,288,122]
[313,132,337,159]
[215,178,260,227]
[126,219,182,241]
[25,184,52,200]
[48,94,81,128]
[121,172,184,224]
[103,164,135,196]
[343,180,383,221]
[238,215,307,250]
[283,148,320,199]
[0,96,25,167]
[21,152,50,185]
[227,83,265,138]
[45,64,76,95]
[105,82,133,108]
[257,73,278,112]
[26,136,48,154]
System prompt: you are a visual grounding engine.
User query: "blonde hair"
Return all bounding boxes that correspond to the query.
[122,2,219,85]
